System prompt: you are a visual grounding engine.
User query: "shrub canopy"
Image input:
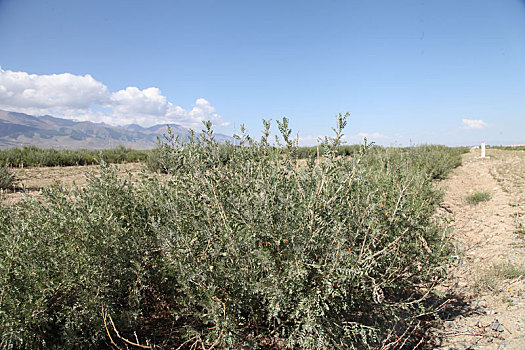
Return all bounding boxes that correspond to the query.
[0,115,457,349]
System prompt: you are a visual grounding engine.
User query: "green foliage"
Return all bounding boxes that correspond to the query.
[0,165,15,190]
[294,144,362,159]
[0,145,149,168]
[466,190,491,205]
[491,145,525,151]
[0,165,161,349]
[0,116,459,348]
[394,145,467,180]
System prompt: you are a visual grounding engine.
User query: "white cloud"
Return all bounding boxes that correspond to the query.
[298,135,323,146]
[357,132,385,139]
[299,135,322,142]
[110,87,169,117]
[0,69,108,112]
[167,98,223,130]
[0,68,225,128]
[462,119,488,129]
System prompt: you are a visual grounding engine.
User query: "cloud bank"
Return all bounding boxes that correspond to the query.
[462,119,488,130]
[0,68,224,129]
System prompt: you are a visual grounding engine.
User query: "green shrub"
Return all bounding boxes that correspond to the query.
[0,164,162,349]
[0,115,455,348]
[491,145,525,151]
[295,144,362,159]
[401,145,467,180]
[466,191,491,205]
[0,165,14,190]
[0,146,149,168]
[145,136,175,173]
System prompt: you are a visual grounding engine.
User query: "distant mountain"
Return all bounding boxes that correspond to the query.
[0,110,231,149]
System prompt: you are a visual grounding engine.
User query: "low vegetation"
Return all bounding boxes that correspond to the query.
[466,191,492,205]
[0,115,465,349]
[0,165,14,190]
[0,145,149,168]
[491,145,525,151]
[490,149,525,238]
[475,261,525,292]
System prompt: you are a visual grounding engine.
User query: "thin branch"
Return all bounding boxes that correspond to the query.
[102,305,152,349]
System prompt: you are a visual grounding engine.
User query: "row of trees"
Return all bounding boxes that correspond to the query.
[0,145,149,168]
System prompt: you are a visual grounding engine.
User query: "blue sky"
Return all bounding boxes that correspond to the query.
[0,0,524,146]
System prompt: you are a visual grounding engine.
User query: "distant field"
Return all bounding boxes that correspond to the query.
[1,162,144,204]
[0,145,150,167]
[491,145,525,151]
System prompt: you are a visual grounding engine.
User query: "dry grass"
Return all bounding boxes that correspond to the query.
[474,261,525,293]
[490,149,525,239]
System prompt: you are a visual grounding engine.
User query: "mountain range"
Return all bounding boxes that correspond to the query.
[0,110,230,149]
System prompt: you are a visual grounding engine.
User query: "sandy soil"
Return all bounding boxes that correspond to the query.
[1,162,144,204]
[435,149,525,349]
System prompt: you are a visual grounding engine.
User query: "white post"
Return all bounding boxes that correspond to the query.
[481,141,486,158]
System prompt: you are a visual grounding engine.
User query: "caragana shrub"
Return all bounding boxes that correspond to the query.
[0,163,164,349]
[0,114,454,349]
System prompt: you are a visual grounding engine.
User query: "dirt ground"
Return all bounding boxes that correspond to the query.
[435,148,525,349]
[0,162,143,204]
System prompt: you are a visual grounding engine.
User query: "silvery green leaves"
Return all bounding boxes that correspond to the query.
[0,115,460,349]
[143,115,454,348]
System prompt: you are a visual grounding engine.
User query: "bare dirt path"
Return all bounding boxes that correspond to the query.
[436,149,525,350]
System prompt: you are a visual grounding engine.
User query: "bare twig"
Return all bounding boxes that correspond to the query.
[364,227,410,263]
[102,305,152,349]
[102,305,124,350]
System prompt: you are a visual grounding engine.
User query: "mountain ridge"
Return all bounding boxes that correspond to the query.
[0,110,230,149]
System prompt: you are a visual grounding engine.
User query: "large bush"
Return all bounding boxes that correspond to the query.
[0,115,455,349]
